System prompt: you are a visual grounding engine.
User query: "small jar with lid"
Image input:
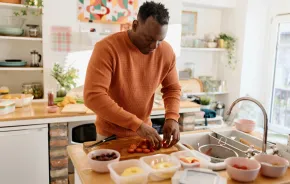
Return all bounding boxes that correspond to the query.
[32,83,43,99]
[22,84,34,95]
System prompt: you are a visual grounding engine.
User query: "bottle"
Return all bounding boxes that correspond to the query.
[48,90,54,106]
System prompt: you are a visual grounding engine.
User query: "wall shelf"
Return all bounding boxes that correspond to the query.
[0,36,42,41]
[181,47,226,52]
[0,67,43,71]
[0,2,38,9]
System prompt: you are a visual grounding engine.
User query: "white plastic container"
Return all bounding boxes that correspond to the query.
[0,94,33,108]
[140,154,181,181]
[0,101,15,115]
[171,150,211,169]
[108,159,149,184]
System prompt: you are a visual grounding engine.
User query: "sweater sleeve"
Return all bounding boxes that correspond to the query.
[161,53,181,122]
[84,43,143,132]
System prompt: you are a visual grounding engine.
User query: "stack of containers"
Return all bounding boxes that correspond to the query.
[178,112,195,132]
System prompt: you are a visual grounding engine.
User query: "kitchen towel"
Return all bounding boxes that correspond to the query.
[51,26,72,52]
[201,109,216,126]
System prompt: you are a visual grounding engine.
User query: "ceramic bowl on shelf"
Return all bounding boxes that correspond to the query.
[235,119,256,133]
[0,27,24,36]
[225,157,261,183]
[87,149,120,173]
[207,42,218,48]
[254,154,289,178]
[0,16,25,28]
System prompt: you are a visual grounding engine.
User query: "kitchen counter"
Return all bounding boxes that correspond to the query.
[0,101,200,127]
[67,130,290,184]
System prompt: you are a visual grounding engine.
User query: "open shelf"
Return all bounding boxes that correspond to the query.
[0,36,42,41]
[0,2,38,9]
[0,66,43,71]
[181,47,227,52]
[195,115,223,123]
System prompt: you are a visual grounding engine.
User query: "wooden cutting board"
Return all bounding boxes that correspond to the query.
[83,136,179,160]
[61,104,88,114]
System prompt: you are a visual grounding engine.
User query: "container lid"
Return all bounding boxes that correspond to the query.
[0,101,15,108]
[179,168,220,184]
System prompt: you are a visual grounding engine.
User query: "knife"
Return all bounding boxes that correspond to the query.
[84,134,117,149]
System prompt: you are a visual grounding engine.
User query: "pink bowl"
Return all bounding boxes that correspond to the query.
[88,149,120,173]
[235,119,256,133]
[225,157,261,182]
[254,154,289,178]
[47,106,58,113]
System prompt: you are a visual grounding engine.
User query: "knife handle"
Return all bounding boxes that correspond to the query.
[104,134,117,142]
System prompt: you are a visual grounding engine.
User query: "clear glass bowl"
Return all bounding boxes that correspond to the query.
[0,16,26,28]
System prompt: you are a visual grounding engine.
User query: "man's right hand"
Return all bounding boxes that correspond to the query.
[136,123,162,150]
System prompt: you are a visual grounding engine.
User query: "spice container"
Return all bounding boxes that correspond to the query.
[32,83,43,99]
[47,90,54,106]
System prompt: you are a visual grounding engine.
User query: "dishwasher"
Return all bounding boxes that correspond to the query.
[0,124,49,184]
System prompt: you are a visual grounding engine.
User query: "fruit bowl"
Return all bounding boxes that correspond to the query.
[108,159,149,184]
[225,157,261,182]
[254,154,289,178]
[87,149,120,173]
[140,154,181,181]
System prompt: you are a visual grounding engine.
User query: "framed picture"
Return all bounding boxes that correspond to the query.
[78,0,138,24]
[181,11,198,36]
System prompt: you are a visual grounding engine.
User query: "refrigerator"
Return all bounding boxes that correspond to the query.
[270,18,290,134]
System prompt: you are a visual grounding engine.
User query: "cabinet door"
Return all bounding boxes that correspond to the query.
[0,125,49,184]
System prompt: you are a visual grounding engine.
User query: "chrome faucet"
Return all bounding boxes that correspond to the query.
[226,97,268,153]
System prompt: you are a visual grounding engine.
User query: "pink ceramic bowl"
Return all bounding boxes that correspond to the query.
[87,149,120,173]
[235,119,256,133]
[225,157,261,182]
[254,154,289,178]
[47,106,58,113]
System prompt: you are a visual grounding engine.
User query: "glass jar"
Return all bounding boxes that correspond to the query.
[22,84,34,95]
[184,62,195,78]
[32,83,43,99]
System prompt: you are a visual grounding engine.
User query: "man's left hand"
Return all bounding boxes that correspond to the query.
[162,119,180,147]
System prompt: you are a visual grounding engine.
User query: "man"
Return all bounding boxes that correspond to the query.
[84,1,181,149]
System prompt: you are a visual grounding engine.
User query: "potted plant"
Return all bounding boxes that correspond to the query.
[219,33,237,69]
[14,0,43,16]
[51,63,78,97]
[200,96,211,109]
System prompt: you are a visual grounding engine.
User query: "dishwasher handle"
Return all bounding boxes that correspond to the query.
[0,128,46,137]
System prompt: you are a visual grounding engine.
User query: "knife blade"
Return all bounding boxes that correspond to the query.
[84,134,117,149]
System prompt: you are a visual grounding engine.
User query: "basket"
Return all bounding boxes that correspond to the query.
[0,0,21,4]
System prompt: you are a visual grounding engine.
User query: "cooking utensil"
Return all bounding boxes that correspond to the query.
[0,60,26,67]
[84,134,117,149]
[30,50,42,67]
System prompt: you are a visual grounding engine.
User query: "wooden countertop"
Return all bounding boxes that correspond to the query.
[67,130,290,184]
[0,101,200,122]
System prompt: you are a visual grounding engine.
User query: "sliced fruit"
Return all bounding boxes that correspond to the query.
[152,162,174,169]
[136,148,143,153]
[129,144,137,150]
[127,148,135,153]
[143,149,150,153]
[141,145,148,149]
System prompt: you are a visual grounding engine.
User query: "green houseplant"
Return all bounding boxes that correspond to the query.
[51,63,78,97]
[14,0,43,16]
[200,96,211,109]
[219,33,237,70]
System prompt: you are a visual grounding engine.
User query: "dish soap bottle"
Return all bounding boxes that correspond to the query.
[48,90,54,106]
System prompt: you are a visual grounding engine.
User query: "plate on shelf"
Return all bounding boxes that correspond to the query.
[0,28,24,36]
[0,61,27,67]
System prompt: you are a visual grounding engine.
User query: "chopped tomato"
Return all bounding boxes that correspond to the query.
[141,145,148,149]
[129,144,137,150]
[136,148,143,153]
[143,149,150,153]
[127,148,135,153]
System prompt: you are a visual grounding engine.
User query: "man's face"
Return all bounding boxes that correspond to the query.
[133,16,168,54]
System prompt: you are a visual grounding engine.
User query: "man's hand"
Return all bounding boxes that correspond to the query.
[162,119,180,147]
[136,123,162,149]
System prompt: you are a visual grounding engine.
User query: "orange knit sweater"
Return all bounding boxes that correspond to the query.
[84,31,181,138]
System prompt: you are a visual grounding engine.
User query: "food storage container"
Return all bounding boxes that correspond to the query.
[32,83,43,99]
[0,94,33,108]
[0,101,15,115]
[108,159,149,184]
[171,150,210,169]
[140,154,181,181]
[179,123,195,132]
[88,149,120,173]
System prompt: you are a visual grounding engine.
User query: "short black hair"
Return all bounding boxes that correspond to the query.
[138,1,170,25]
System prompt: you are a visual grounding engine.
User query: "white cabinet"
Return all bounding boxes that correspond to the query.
[182,0,236,9]
[0,124,49,184]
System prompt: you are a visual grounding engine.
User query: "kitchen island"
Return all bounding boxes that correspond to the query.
[67,130,290,184]
[0,101,200,184]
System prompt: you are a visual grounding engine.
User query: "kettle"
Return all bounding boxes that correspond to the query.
[30,50,42,67]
